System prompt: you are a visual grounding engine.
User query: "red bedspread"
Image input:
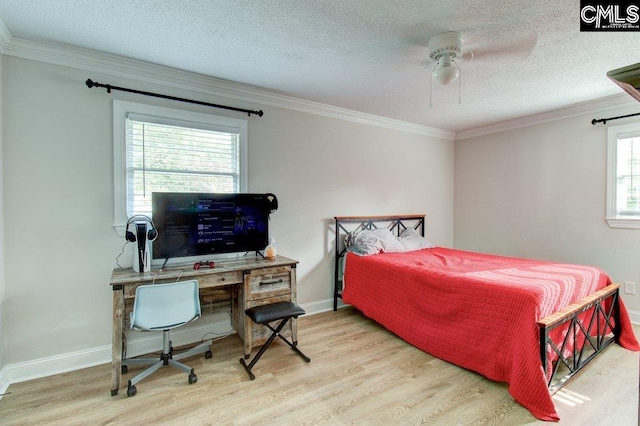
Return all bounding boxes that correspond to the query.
[342,247,639,421]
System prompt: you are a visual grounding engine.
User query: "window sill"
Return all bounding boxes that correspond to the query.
[605,217,640,229]
[113,224,126,238]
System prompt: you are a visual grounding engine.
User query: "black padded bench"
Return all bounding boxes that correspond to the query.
[239,301,311,380]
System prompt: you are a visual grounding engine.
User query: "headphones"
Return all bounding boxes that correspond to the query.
[266,193,278,214]
[125,215,158,242]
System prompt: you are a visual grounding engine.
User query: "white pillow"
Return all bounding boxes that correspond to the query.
[345,228,405,256]
[398,227,435,251]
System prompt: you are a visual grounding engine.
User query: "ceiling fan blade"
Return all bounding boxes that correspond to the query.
[461,32,538,62]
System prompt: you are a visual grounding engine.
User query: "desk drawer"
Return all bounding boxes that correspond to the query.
[198,271,243,287]
[248,266,292,300]
[122,270,242,299]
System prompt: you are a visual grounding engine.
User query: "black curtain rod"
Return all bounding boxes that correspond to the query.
[85,79,263,117]
[591,110,640,125]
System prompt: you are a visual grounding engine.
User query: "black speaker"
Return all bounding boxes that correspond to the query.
[125,215,157,242]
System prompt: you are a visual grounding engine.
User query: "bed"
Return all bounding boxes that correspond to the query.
[333,215,639,422]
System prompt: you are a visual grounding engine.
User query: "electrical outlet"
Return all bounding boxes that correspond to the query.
[624,281,637,295]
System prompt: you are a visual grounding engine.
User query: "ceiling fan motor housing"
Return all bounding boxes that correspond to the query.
[428,31,463,61]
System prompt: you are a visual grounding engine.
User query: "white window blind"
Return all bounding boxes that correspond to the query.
[126,114,240,216]
[615,134,640,216]
[606,122,640,228]
[113,100,248,232]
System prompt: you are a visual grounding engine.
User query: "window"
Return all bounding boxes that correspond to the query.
[113,100,247,234]
[606,122,640,228]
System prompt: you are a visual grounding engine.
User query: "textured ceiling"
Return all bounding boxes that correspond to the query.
[0,0,639,133]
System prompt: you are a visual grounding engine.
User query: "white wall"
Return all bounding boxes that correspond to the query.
[455,104,640,315]
[2,56,454,376]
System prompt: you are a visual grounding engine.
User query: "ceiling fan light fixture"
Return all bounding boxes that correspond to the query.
[432,54,459,85]
[426,31,463,85]
[425,31,464,106]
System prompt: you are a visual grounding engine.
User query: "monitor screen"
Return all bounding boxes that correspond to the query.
[151,192,276,261]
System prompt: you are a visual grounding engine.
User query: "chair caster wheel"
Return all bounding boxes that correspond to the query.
[188,373,198,384]
[127,381,137,397]
[121,365,128,374]
[205,350,212,359]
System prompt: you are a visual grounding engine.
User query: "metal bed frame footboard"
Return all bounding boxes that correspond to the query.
[333,215,425,311]
[537,283,621,393]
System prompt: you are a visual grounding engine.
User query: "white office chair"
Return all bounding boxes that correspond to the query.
[122,279,212,397]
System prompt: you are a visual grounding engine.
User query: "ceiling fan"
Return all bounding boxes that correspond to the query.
[421,31,466,86]
[418,26,537,106]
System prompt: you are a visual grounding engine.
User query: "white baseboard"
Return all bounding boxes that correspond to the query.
[8,343,112,384]
[6,311,233,384]
[0,365,9,400]
[6,300,629,386]
[299,297,347,315]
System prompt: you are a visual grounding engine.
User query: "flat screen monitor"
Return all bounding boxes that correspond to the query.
[151,192,276,263]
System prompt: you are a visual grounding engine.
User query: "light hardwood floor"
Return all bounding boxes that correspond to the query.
[1,307,638,425]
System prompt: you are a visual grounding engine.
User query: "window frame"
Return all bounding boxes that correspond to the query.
[113,100,248,236]
[606,121,640,229]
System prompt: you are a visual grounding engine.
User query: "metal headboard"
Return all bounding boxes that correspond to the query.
[333,215,425,311]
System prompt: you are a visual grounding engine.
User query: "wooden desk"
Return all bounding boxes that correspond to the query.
[109,255,298,396]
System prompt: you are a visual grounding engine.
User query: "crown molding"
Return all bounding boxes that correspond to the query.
[0,34,454,140]
[456,94,639,140]
[0,17,11,53]
[5,23,630,142]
